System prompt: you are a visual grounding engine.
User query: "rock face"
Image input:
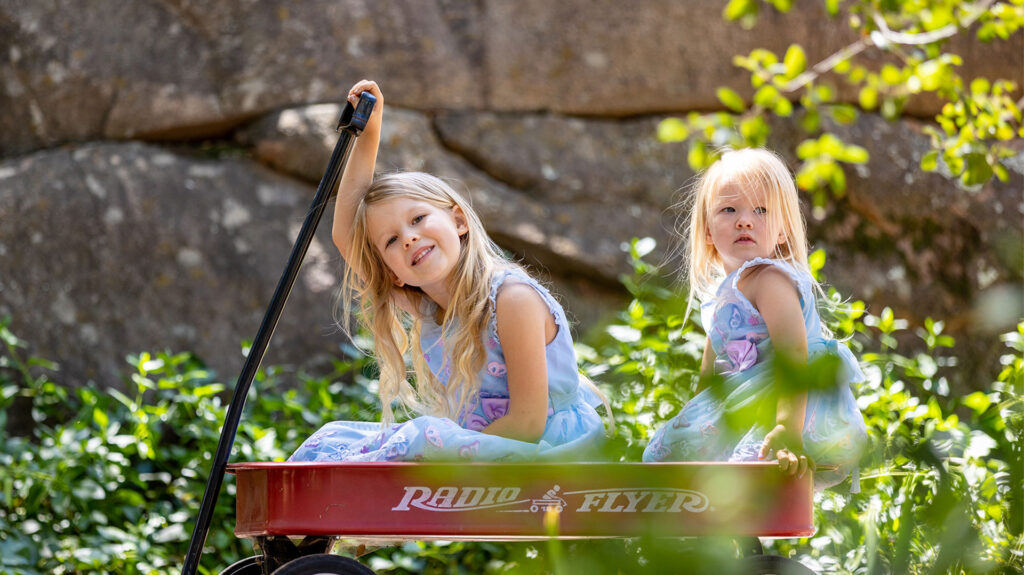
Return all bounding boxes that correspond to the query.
[0,143,346,385]
[0,0,1021,388]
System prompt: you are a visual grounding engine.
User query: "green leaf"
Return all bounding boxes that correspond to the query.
[859,86,878,110]
[921,150,939,172]
[628,300,644,320]
[961,153,994,186]
[193,383,225,398]
[881,65,903,86]
[963,392,993,414]
[723,0,756,21]
[795,139,819,159]
[830,105,858,124]
[93,407,109,430]
[657,118,689,142]
[783,44,807,79]
[773,97,794,117]
[839,145,869,164]
[753,85,780,108]
[716,87,747,113]
[808,249,827,279]
[688,140,709,170]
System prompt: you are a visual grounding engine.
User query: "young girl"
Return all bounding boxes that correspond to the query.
[642,148,867,491]
[290,80,607,462]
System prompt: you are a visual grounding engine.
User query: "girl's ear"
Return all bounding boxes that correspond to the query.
[452,205,469,237]
[776,230,787,245]
[705,225,714,245]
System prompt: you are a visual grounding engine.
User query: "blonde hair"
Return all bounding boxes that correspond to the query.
[341,172,512,425]
[680,147,817,309]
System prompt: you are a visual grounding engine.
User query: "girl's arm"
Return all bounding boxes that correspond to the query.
[332,80,382,264]
[332,80,416,315]
[481,283,557,443]
[741,266,809,475]
[695,339,715,392]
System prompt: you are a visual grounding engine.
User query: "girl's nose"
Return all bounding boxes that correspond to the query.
[403,233,420,249]
[736,215,753,228]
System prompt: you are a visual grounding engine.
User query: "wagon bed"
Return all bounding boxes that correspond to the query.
[228,461,815,541]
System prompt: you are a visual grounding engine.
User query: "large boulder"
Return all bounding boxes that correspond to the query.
[4,0,1019,154]
[0,0,1019,388]
[0,142,348,385]
[0,0,485,155]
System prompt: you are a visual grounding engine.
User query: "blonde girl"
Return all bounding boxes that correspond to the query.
[643,148,867,491]
[290,80,607,462]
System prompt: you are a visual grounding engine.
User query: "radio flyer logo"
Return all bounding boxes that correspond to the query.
[392,484,709,514]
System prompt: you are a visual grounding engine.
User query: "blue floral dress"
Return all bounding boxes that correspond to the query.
[642,258,868,491]
[290,268,606,462]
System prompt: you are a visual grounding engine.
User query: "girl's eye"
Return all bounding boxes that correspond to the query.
[384,236,398,248]
[721,207,735,213]
[412,214,425,224]
[755,207,767,214]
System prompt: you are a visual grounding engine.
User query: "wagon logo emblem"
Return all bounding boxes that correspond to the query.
[392,484,709,514]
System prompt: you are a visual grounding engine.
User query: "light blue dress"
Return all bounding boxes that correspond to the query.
[642,258,868,491]
[290,268,606,462]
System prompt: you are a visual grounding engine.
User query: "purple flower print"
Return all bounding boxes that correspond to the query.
[464,413,489,432]
[425,425,444,448]
[482,397,509,420]
[728,305,743,329]
[724,339,758,373]
[385,440,409,460]
[458,440,480,458]
[647,437,669,461]
[486,361,507,378]
[671,412,691,429]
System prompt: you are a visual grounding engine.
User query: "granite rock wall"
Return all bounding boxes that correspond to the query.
[1,0,1020,387]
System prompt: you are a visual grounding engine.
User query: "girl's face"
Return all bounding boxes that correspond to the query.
[365,196,468,294]
[706,178,786,274]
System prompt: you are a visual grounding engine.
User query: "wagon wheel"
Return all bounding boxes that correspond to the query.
[742,554,818,575]
[219,555,263,575]
[270,554,376,575]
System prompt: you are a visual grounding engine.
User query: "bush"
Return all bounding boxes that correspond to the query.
[578,238,1023,574]
[1,239,1021,574]
[0,319,380,574]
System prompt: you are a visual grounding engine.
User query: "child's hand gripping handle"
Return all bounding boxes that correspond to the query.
[338,91,377,135]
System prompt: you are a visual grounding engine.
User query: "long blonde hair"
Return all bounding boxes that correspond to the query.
[341,172,511,425]
[680,147,816,308]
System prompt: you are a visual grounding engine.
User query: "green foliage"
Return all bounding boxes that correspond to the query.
[0,317,380,574]
[659,0,1023,193]
[580,242,1023,573]
[2,239,1022,573]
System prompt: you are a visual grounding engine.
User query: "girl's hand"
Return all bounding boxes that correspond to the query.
[759,424,813,477]
[347,79,383,111]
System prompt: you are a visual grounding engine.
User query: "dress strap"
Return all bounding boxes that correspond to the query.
[734,257,814,311]
[487,267,564,342]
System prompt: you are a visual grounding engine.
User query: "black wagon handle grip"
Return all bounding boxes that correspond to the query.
[337,91,377,134]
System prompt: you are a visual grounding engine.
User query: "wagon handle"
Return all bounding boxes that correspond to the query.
[181,92,377,575]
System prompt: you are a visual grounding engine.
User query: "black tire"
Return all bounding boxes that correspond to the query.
[743,554,818,575]
[219,555,263,575]
[271,554,376,575]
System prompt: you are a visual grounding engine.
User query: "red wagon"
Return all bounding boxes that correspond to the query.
[219,461,819,574]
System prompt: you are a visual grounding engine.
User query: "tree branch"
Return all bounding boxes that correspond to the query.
[870,0,997,46]
[777,0,999,95]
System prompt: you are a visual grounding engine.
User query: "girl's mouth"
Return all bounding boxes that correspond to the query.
[735,235,755,244]
[411,246,434,266]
